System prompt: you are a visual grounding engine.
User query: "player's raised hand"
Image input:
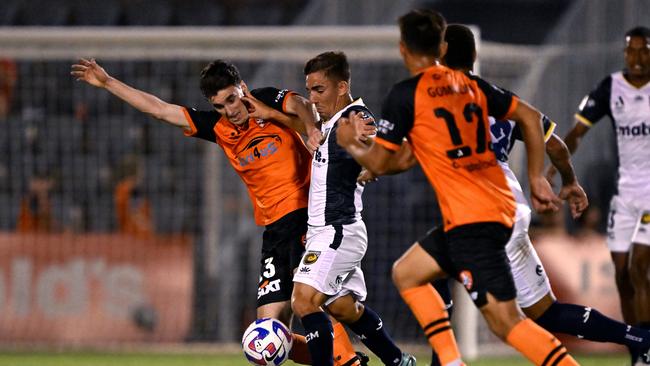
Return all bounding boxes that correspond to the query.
[559,181,589,219]
[348,111,377,142]
[529,176,562,213]
[357,168,378,186]
[71,58,110,88]
[240,82,275,120]
[336,117,358,149]
[305,128,324,154]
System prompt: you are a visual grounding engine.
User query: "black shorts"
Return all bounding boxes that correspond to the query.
[257,208,307,307]
[419,222,515,307]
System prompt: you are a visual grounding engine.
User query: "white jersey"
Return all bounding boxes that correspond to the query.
[308,98,375,226]
[488,115,556,219]
[575,71,650,197]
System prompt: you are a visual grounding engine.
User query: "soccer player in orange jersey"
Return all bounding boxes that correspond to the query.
[71,58,367,366]
[411,23,649,366]
[337,9,579,366]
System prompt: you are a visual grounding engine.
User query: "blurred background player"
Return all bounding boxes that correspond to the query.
[547,25,650,365]
[113,154,153,238]
[17,172,58,233]
[70,58,366,366]
[337,9,580,366]
[290,51,415,366]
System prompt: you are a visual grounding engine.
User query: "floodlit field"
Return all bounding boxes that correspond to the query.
[0,352,628,366]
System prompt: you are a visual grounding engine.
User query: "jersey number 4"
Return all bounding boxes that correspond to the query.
[434,103,490,159]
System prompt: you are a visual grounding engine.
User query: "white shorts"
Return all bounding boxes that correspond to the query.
[293,221,368,306]
[505,213,553,308]
[607,194,650,252]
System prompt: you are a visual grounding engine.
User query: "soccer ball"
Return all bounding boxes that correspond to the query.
[242,318,293,366]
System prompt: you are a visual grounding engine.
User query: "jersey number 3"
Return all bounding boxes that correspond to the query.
[434,103,489,159]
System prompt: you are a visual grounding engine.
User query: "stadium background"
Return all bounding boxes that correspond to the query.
[0,0,648,364]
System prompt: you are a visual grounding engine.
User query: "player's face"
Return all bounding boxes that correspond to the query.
[305,71,344,121]
[624,35,650,79]
[209,84,249,125]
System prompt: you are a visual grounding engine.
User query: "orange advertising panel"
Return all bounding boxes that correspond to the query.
[0,233,193,344]
[534,233,624,353]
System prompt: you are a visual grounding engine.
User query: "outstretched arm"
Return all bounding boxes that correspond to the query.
[71,58,188,128]
[545,134,589,218]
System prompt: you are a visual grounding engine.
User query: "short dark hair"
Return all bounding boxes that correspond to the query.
[199,60,241,99]
[625,26,650,43]
[443,24,476,70]
[398,9,447,57]
[303,51,351,83]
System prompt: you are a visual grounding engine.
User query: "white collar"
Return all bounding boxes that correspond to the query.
[323,98,365,127]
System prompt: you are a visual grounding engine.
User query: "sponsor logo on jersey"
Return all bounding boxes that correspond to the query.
[614,95,625,110]
[274,89,289,103]
[377,119,395,135]
[236,134,282,167]
[451,157,498,172]
[459,270,474,290]
[303,251,321,265]
[641,212,650,225]
[617,122,650,137]
[257,279,281,298]
[299,266,311,274]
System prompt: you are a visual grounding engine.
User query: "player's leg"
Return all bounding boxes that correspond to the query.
[262,209,364,366]
[607,196,643,363]
[429,279,453,366]
[292,222,369,366]
[629,210,650,364]
[448,222,578,366]
[393,227,463,366]
[257,209,313,365]
[327,294,413,366]
[292,282,335,366]
[508,228,650,355]
[629,210,650,331]
[608,196,637,325]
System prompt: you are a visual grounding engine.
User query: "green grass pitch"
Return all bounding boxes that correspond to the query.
[0,352,628,366]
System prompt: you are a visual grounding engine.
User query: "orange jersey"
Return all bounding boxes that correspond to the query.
[376,65,518,231]
[183,87,311,226]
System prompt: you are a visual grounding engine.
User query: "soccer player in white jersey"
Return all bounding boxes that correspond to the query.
[289,51,415,366]
[547,26,650,365]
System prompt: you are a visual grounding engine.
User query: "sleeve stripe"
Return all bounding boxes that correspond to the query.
[574,113,593,127]
[182,107,199,136]
[375,137,401,151]
[543,121,557,143]
[503,96,520,120]
[282,91,298,113]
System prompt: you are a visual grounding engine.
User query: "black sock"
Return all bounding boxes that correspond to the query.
[301,312,334,366]
[430,279,453,366]
[536,302,650,350]
[347,306,402,366]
